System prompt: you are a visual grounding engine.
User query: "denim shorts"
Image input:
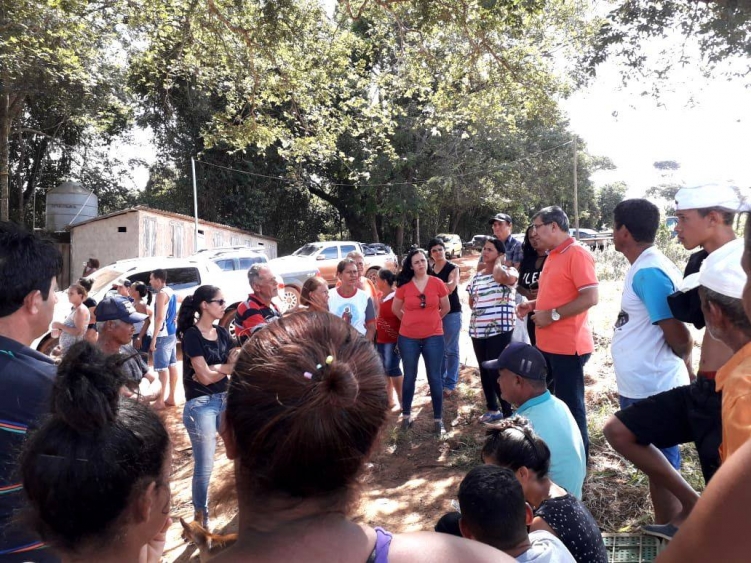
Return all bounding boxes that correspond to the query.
[154,334,177,371]
[377,342,402,377]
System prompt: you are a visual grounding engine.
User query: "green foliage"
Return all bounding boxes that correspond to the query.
[597,181,627,229]
[583,0,751,84]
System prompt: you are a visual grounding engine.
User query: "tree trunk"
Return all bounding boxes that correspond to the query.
[0,86,25,224]
[369,212,379,242]
[0,92,9,222]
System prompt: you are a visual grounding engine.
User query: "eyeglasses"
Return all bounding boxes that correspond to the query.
[208,299,226,306]
[419,294,426,309]
[531,221,551,231]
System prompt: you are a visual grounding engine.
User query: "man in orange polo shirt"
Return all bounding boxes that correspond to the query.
[517,206,599,455]
[714,226,751,462]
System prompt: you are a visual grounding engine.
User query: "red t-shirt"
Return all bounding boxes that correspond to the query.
[377,292,401,344]
[395,276,449,339]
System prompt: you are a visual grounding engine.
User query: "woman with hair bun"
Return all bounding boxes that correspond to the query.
[211,312,511,563]
[481,418,607,563]
[177,285,239,529]
[20,341,171,562]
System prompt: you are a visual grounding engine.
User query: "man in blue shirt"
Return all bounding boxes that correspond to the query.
[485,342,586,498]
[489,213,523,269]
[0,222,62,562]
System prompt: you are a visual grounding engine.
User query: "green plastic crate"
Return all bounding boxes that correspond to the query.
[602,533,664,563]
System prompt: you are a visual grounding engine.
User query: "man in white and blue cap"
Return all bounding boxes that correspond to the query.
[485,342,586,499]
[605,183,748,540]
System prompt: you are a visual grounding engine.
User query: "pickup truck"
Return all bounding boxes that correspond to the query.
[287,241,398,286]
[35,256,248,355]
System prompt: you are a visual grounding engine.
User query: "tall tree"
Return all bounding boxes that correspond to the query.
[1,0,128,223]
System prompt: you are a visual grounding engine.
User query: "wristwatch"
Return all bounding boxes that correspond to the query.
[551,308,561,321]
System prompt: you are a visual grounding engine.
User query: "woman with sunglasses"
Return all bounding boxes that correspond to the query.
[392,248,450,435]
[468,237,518,423]
[176,285,240,529]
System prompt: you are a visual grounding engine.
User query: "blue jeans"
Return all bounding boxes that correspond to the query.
[377,342,402,376]
[398,334,445,419]
[619,395,682,470]
[441,312,462,391]
[542,351,590,456]
[183,392,226,512]
[154,333,177,371]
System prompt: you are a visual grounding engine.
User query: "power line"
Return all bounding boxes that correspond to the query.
[194,138,574,188]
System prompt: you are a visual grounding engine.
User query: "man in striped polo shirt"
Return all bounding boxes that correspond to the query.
[0,222,62,562]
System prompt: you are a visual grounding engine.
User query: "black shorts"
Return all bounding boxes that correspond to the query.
[614,377,722,484]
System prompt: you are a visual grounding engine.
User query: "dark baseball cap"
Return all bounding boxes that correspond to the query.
[482,342,547,381]
[489,213,512,225]
[95,296,147,324]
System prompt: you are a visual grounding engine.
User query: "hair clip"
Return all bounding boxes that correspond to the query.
[303,371,313,379]
[315,363,323,370]
[325,355,334,365]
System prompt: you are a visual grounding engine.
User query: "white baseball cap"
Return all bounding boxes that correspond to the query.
[674,183,750,213]
[681,239,745,299]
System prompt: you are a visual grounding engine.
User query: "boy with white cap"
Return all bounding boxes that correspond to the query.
[604,183,746,539]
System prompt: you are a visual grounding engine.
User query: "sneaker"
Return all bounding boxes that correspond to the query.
[400,417,413,431]
[434,420,446,436]
[443,389,456,399]
[479,411,504,424]
[642,523,679,541]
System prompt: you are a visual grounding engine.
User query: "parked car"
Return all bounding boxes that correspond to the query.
[34,256,243,355]
[435,234,463,258]
[362,243,400,282]
[468,234,489,250]
[195,247,318,312]
[665,216,678,238]
[289,241,397,286]
[569,228,612,251]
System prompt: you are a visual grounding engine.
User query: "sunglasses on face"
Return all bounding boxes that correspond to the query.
[208,299,226,306]
[419,294,426,309]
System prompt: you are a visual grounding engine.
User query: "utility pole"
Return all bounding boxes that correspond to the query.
[573,137,579,239]
[191,157,199,252]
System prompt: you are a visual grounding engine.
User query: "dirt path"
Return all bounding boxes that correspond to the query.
[161,253,688,560]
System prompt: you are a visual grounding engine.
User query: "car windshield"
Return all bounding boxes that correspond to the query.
[293,244,321,256]
[84,267,126,294]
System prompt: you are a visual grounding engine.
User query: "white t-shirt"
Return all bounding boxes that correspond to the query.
[516,531,576,563]
[328,287,375,335]
[611,246,689,399]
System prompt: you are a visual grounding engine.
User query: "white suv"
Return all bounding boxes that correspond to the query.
[36,256,241,355]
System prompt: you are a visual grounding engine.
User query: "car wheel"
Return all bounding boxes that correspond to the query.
[366,267,380,285]
[37,335,59,357]
[220,306,238,339]
[283,286,301,312]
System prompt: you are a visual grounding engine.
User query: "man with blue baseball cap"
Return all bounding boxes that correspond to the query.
[95,296,161,404]
[484,343,586,499]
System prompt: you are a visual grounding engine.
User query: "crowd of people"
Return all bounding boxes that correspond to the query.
[3,181,751,562]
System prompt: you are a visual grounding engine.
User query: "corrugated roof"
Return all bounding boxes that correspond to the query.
[67,205,277,241]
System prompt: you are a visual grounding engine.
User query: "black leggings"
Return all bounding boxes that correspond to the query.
[471,331,513,416]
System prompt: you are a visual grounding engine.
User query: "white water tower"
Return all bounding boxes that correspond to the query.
[45,181,98,232]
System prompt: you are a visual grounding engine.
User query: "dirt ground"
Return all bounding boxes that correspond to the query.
[160,251,701,561]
